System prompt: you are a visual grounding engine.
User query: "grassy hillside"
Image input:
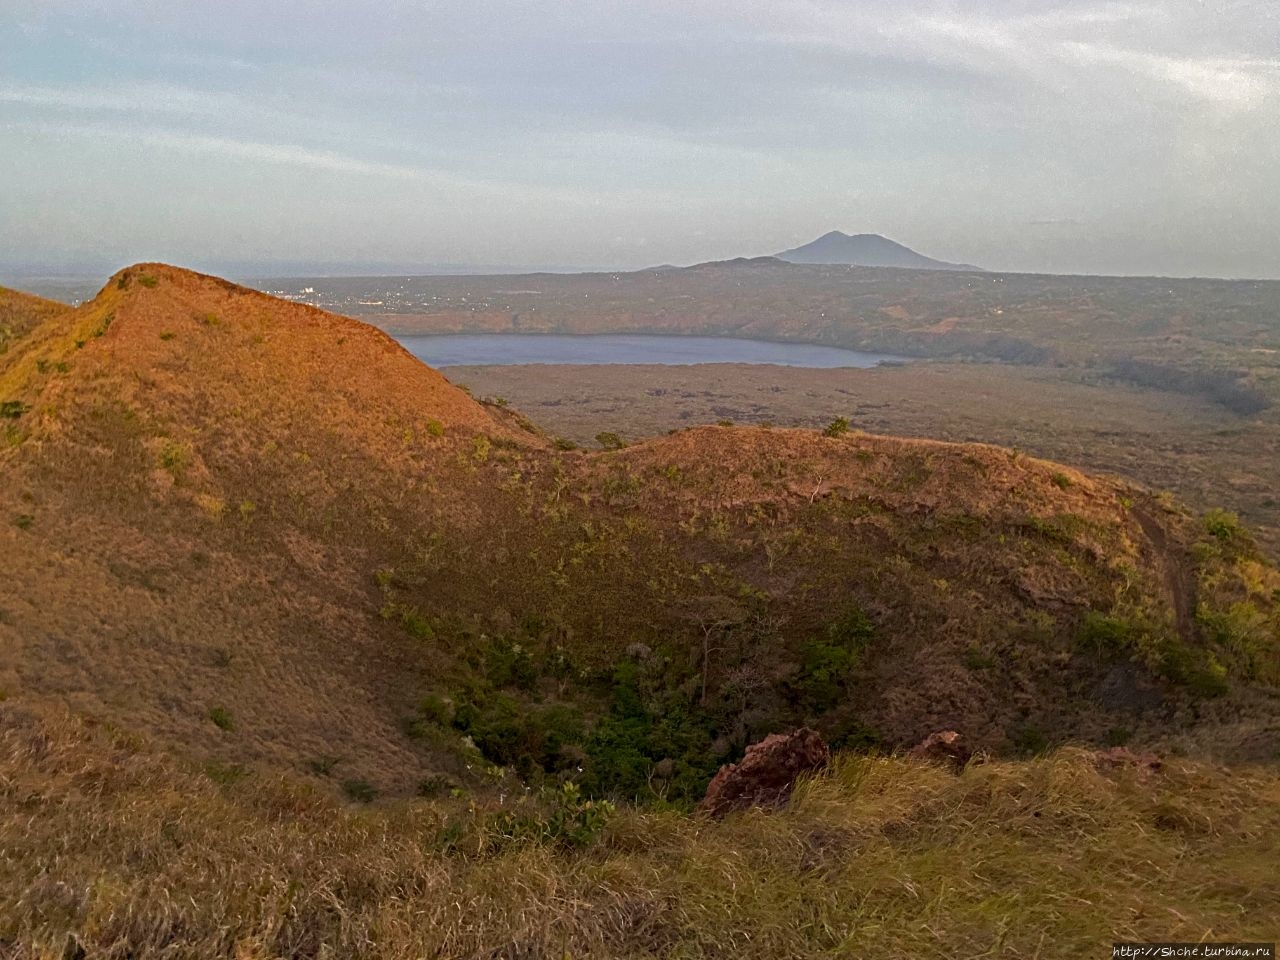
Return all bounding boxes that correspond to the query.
[0,285,70,357]
[2,264,1279,956]
[2,702,1277,959]
[2,264,1277,800]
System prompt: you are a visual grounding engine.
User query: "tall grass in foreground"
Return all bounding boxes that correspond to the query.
[2,702,1276,959]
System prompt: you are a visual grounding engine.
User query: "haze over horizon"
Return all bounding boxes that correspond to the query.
[3,1,1278,280]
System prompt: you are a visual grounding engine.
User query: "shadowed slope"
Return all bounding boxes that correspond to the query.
[1,265,1277,801]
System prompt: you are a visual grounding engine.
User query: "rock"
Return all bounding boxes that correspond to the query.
[908,730,971,770]
[698,728,830,818]
[1093,746,1162,777]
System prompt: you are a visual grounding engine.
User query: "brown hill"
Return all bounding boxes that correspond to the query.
[2,265,1277,800]
[0,285,71,356]
[1,265,536,792]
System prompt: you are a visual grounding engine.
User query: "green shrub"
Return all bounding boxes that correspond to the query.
[425,419,445,437]
[1050,472,1073,489]
[138,275,159,289]
[452,694,585,779]
[208,707,234,731]
[484,636,537,690]
[1104,727,1132,747]
[826,719,882,752]
[1196,601,1272,682]
[159,441,191,479]
[342,779,377,803]
[794,605,875,713]
[1079,611,1226,694]
[418,693,454,727]
[596,431,627,451]
[822,416,850,438]
[13,514,33,530]
[1203,508,1247,544]
[399,606,434,640]
[307,756,340,777]
[417,773,457,797]
[582,710,717,805]
[204,762,247,786]
[963,645,996,671]
[464,781,615,852]
[1010,725,1049,756]
[1078,613,1136,654]
[1168,649,1230,698]
[827,605,875,647]
[0,400,29,420]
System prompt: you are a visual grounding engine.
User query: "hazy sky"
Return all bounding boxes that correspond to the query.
[3,0,1278,278]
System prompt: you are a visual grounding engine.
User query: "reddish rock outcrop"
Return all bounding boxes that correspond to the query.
[908,730,972,770]
[698,728,830,818]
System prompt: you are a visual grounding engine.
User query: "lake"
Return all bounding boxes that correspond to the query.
[395,334,902,368]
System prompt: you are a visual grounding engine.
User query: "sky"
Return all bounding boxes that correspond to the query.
[2,0,1278,279]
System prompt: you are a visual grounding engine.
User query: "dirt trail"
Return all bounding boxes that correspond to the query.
[1131,502,1196,644]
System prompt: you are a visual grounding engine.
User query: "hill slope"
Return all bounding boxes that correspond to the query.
[1,265,1277,803]
[0,285,71,355]
[0,265,536,792]
[776,231,982,270]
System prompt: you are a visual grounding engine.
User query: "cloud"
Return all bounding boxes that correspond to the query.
[0,80,307,124]
[1062,43,1280,107]
[7,118,694,212]
[3,0,1279,276]
[748,1,1279,112]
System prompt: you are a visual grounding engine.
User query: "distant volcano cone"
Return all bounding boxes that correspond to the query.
[776,231,982,271]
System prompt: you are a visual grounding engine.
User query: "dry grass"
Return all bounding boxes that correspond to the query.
[2,702,1276,959]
